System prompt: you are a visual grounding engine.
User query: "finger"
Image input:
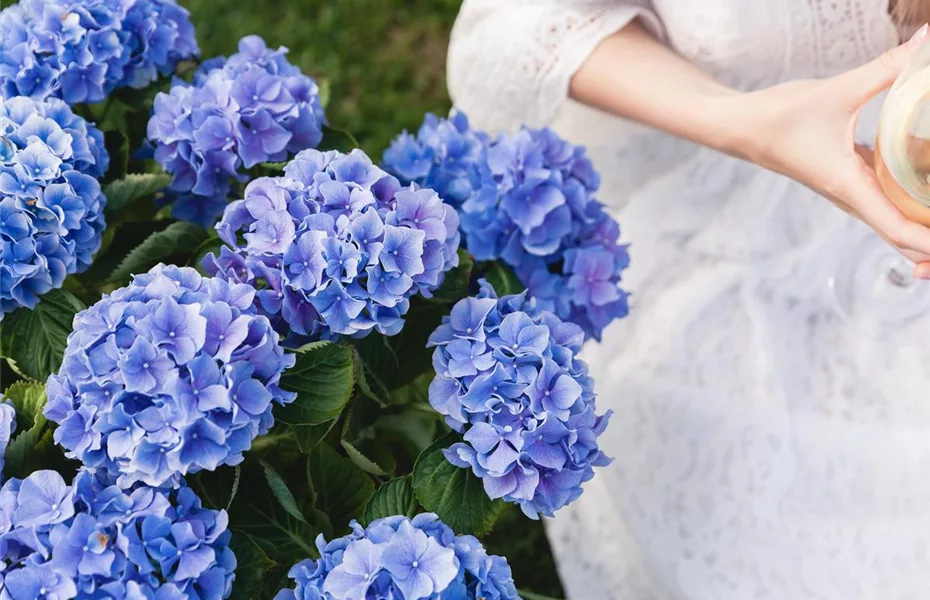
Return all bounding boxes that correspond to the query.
[913,261,930,279]
[833,23,928,106]
[848,171,930,255]
[854,143,875,170]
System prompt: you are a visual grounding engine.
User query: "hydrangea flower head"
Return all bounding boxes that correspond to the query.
[204,147,460,345]
[44,264,296,489]
[1,96,109,315]
[147,35,326,227]
[0,401,14,484]
[0,468,235,598]
[273,513,519,600]
[383,112,630,341]
[0,0,198,103]
[427,280,612,518]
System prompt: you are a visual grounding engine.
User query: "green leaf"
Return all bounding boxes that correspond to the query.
[307,443,374,536]
[228,531,277,600]
[427,249,474,304]
[341,439,391,476]
[361,476,420,526]
[187,466,241,511]
[319,124,359,153]
[291,420,337,454]
[103,173,172,215]
[106,221,208,285]
[2,382,48,479]
[484,261,524,296]
[277,343,355,427]
[0,288,85,381]
[353,299,449,392]
[518,591,564,600]
[260,460,309,524]
[77,220,168,287]
[412,433,505,536]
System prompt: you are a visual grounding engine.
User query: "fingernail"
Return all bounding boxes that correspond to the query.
[908,23,928,49]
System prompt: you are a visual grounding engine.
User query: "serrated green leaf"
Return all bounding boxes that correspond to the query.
[307,443,374,536]
[341,439,389,476]
[106,221,208,284]
[260,460,309,524]
[228,531,277,600]
[104,173,172,215]
[427,249,474,305]
[0,288,85,381]
[277,344,355,427]
[361,476,420,526]
[484,261,524,296]
[413,432,505,536]
[2,382,48,479]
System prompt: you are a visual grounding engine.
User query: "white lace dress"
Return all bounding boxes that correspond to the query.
[448,2,930,599]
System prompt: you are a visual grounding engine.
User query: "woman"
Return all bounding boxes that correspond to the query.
[448,2,930,599]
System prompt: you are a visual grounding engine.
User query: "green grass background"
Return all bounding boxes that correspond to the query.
[0,0,567,595]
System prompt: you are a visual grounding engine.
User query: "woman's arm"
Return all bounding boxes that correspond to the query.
[570,22,930,273]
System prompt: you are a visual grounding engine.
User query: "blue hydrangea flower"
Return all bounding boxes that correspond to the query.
[383,112,630,341]
[0,468,236,598]
[0,401,15,485]
[0,96,109,315]
[147,35,326,227]
[273,513,519,600]
[204,148,460,346]
[44,264,296,489]
[0,0,198,103]
[427,281,612,518]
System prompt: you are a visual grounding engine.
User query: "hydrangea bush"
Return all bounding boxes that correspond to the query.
[44,264,295,488]
[205,147,460,345]
[274,514,519,600]
[384,112,630,341]
[0,96,109,315]
[0,0,198,103]
[0,469,235,599]
[147,35,326,226]
[428,281,612,518]
[0,2,623,598]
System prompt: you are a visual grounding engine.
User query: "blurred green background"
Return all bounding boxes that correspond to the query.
[0,0,567,594]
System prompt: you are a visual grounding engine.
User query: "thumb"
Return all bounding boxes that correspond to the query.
[836,23,928,106]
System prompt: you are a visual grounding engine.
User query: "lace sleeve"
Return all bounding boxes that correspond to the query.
[446,0,665,134]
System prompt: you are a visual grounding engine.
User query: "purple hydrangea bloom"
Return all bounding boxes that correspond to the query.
[44,264,296,489]
[1,96,109,316]
[204,148,460,345]
[427,281,612,518]
[147,35,326,227]
[273,513,519,600]
[0,469,235,599]
[0,0,198,103]
[383,112,630,341]
[0,401,15,485]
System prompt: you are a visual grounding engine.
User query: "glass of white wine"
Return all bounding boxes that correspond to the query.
[831,43,930,334]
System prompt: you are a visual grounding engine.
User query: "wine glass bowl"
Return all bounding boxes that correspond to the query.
[830,45,930,333]
[876,46,930,226]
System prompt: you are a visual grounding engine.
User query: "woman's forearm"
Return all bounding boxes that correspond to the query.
[569,22,751,158]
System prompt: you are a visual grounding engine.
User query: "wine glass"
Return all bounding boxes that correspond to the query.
[831,42,930,335]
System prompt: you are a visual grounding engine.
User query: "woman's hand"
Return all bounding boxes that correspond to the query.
[728,24,930,276]
[571,22,930,277]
